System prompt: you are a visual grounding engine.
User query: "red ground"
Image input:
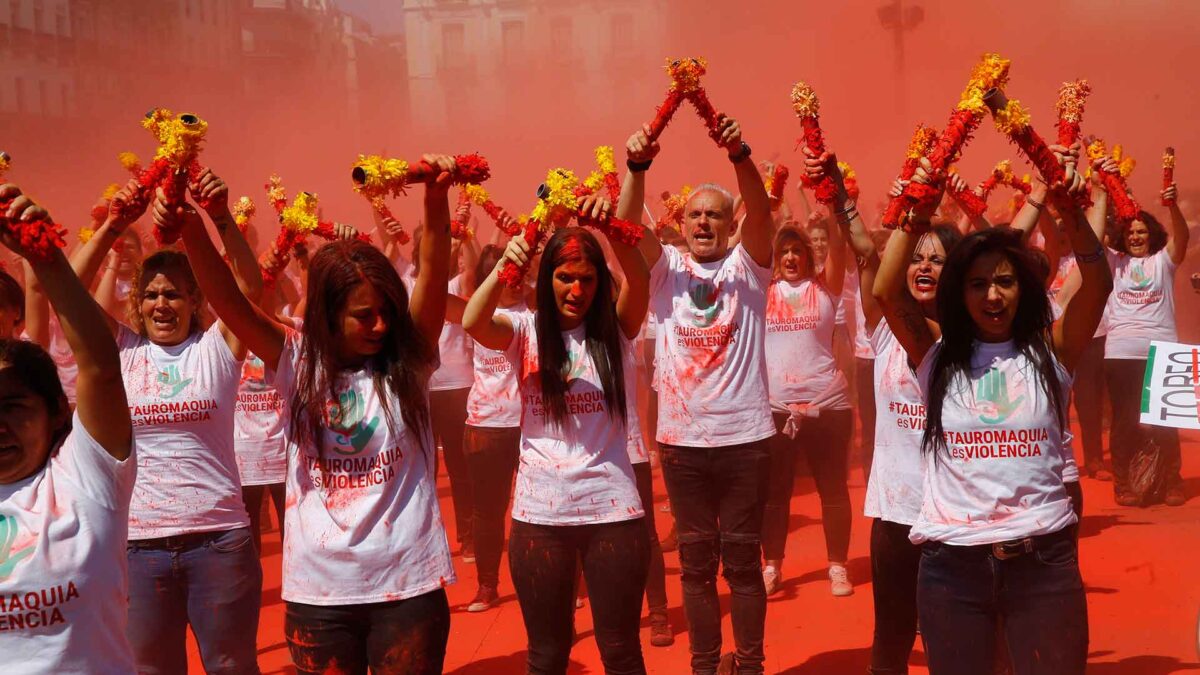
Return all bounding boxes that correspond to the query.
[189,428,1200,674]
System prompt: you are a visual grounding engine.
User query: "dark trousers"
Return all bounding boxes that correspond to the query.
[856,357,878,479]
[1073,336,1107,468]
[509,518,650,675]
[431,387,473,544]
[869,519,921,675]
[284,589,450,675]
[242,482,285,554]
[1104,358,1183,492]
[660,440,770,675]
[633,461,669,616]
[463,424,520,589]
[917,529,1088,675]
[762,410,853,563]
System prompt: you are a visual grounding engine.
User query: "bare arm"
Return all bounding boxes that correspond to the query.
[191,169,264,358]
[1163,183,1190,265]
[1010,180,1048,242]
[720,116,773,267]
[22,260,50,348]
[584,196,648,339]
[462,238,520,351]
[1050,146,1113,373]
[407,154,456,344]
[174,201,288,371]
[619,125,664,269]
[1,186,130,459]
[872,163,943,365]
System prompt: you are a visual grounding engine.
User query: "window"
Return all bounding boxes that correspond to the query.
[550,16,571,54]
[32,0,43,33]
[55,10,66,37]
[60,82,68,116]
[38,78,47,114]
[441,22,465,70]
[611,13,633,55]
[15,76,25,113]
[500,20,523,66]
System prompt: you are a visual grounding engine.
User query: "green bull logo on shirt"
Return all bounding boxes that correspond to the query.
[975,367,1025,425]
[326,388,381,455]
[0,515,34,581]
[156,365,193,399]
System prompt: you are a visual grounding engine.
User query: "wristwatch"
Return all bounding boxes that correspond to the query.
[729,141,751,163]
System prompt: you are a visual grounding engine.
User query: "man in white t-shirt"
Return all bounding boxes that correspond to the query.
[617,117,775,675]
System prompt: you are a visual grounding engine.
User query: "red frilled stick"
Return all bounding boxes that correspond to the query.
[886,110,979,231]
[497,218,543,288]
[1162,148,1176,208]
[687,89,723,143]
[950,183,989,220]
[648,89,686,141]
[121,157,213,245]
[984,89,1091,209]
[0,198,67,262]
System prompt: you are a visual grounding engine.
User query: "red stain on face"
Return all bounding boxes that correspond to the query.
[335,282,389,366]
[552,258,598,330]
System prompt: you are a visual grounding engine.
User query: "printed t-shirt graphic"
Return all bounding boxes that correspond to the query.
[273,330,454,606]
[466,304,528,428]
[1105,248,1178,359]
[430,274,475,391]
[863,322,925,526]
[909,340,1078,545]
[648,243,774,447]
[235,352,287,485]
[764,277,849,408]
[119,324,248,539]
[509,313,643,526]
[0,415,137,674]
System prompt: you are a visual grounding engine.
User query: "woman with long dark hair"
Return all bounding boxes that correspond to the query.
[463,197,651,674]
[163,155,460,674]
[874,147,1110,675]
[461,243,527,613]
[1100,164,1190,506]
[0,185,136,672]
[67,172,264,673]
[760,216,855,598]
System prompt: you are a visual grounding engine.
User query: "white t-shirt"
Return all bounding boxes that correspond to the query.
[849,271,875,359]
[648,244,775,447]
[1049,255,1106,337]
[765,278,850,408]
[120,325,248,539]
[274,330,455,605]
[1104,248,1178,359]
[48,315,79,406]
[0,416,137,674]
[909,340,1078,545]
[465,303,528,428]
[234,352,287,486]
[863,323,926,526]
[624,335,649,466]
[510,314,644,525]
[834,268,853,326]
[429,275,474,391]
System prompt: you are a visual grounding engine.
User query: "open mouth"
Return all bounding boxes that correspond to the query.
[913,274,937,292]
[693,231,715,243]
[982,307,1006,322]
[151,315,177,331]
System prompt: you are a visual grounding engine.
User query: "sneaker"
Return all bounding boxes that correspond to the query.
[660,525,678,552]
[762,564,780,596]
[1114,490,1140,507]
[829,564,854,597]
[1085,462,1113,481]
[467,585,498,613]
[461,540,475,564]
[1165,486,1187,507]
[575,596,585,609]
[716,652,735,675]
[649,613,674,647]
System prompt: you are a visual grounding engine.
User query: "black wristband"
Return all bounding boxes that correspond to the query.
[728,141,752,163]
[626,158,653,173]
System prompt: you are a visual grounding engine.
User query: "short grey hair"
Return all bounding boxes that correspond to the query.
[687,183,735,216]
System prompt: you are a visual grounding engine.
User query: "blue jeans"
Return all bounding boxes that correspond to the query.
[127,527,263,674]
[917,528,1087,675]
